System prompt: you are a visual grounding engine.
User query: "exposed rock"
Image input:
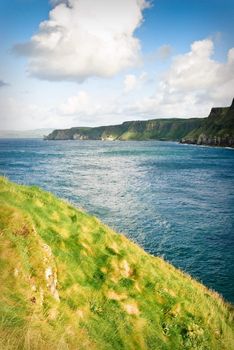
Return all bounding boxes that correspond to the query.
[120,260,132,278]
[180,99,234,147]
[45,266,60,301]
[106,290,127,301]
[76,309,85,319]
[14,268,19,277]
[42,243,60,301]
[123,302,139,315]
[73,134,90,140]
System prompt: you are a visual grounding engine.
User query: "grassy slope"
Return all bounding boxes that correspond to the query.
[184,102,234,141]
[118,119,202,141]
[0,177,233,350]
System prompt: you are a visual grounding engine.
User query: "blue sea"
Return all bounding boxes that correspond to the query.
[0,139,234,303]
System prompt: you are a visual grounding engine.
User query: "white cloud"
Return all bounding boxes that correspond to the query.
[123,71,149,93]
[56,39,234,125]
[162,39,218,91]
[57,90,122,120]
[0,97,51,130]
[3,37,233,130]
[59,91,92,115]
[124,74,138,93]
[14,0,149,82]
[130,39,234,117]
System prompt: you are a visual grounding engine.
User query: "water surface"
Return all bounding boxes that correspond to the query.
[0,139,233,302]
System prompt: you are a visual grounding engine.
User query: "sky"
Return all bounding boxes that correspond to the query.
[0,0,234,130]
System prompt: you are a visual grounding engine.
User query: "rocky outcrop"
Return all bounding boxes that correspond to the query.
[181,134,234,147]
[180,99,234,147]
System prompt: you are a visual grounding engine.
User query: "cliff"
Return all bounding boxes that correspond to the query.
[44,99,234,147]
[181,99,234,147]
[0,177,233,350]
[44,119,203,142]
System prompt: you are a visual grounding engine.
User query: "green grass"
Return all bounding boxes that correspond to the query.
[0,176,233,349]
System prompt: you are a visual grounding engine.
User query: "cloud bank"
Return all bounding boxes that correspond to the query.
[14,0,149,82]
[132,39,234,117]
[4,38,233,130]
[58,39,234,122]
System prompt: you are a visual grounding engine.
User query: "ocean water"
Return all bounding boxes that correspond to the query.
[0,139,234,303]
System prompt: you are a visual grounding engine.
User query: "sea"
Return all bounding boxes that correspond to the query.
[0,139,233,303]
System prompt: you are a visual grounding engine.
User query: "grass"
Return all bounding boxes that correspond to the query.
[0,176,233,349]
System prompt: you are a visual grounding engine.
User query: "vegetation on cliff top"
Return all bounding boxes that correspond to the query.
[45,99,234,147]
[181,99,234,146]
[0,177,233,349]
[45,118,202,142]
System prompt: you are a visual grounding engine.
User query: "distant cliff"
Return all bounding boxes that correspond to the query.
[45,99,234,147]
[45,119,203,141]
[181,99,234,147]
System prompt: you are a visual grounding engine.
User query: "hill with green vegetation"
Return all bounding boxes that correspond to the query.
[44,118,202,142]
[0,177,233,350]
[44,99,234,147]
[181,99,234,147]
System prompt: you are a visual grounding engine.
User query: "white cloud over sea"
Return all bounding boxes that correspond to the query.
[14,0,149,82]
[55,39,234,123]
[130,39,234,117]
[1,0,234,130]
[2,37,234,130]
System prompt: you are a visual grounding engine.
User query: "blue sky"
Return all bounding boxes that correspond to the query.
[139,0,234,57]
[0,0,233,130]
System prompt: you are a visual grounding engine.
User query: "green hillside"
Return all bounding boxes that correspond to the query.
[44,99,234,146]
[0,177,233,350]
[181,99,234,146]
[44,118,202,142]
[118,119,203,141]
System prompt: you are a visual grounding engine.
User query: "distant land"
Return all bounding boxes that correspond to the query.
[0,128,53,139]
[45,99,234,147]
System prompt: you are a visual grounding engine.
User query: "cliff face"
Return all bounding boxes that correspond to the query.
[0,177,233,350]
[44,99,234,147]
[180,100,234,147]
[45,118,202,142]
